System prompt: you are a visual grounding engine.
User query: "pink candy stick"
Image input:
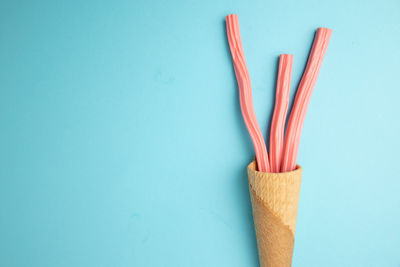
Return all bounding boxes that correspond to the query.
[226,14,270,172]
[269,54,293,172]
[281,28,332,172]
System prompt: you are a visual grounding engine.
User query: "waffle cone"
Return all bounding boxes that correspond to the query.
[247,161,302,267]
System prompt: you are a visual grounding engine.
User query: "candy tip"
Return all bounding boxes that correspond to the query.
[317,27,333,34]
[226,14,238,20]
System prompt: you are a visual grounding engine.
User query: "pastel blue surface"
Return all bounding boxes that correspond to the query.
[1,0,399,266]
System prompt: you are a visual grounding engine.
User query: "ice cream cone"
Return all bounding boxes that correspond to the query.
[247,161,302,267]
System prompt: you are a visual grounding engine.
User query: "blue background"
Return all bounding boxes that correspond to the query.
[1,0,399,266]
